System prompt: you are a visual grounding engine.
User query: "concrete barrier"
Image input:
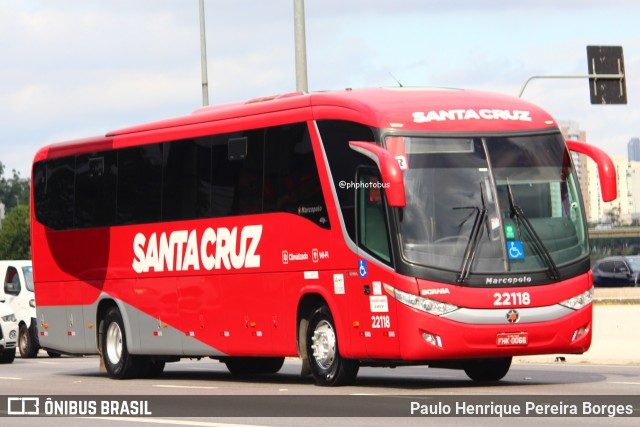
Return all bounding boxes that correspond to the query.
[515,287,640,365]
[593,287,640,304]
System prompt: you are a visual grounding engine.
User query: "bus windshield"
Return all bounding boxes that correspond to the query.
[393,134,588,280]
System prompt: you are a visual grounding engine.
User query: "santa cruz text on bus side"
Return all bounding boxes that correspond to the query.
[132,225,262,273]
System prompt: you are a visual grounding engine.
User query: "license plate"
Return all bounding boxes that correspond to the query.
[496,332,528,346]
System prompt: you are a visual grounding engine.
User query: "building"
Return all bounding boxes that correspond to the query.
[628,137,640,162]
[587,155,640,225]
[626,161,640,224]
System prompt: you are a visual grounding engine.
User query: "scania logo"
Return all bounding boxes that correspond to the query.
[421,288,451,296]
[506,309,520,323]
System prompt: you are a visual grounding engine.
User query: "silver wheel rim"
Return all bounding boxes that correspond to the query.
[19,328,27,354]
[311,319,336,369]
[106,322,123,364]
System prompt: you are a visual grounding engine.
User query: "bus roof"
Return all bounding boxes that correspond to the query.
[33,87,558,163]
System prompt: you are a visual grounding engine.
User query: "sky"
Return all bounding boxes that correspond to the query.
[2,0,639,178]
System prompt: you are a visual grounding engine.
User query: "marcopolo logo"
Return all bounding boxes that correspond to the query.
[132,225,262,273]
[485,276,532,285]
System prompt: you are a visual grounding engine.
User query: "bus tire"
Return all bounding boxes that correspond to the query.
[18,323,39,358]
[101,307,141,379]
[224,357,285,375]
[0,348,16,364]
[306,305,359,386]
[464,357,512,382]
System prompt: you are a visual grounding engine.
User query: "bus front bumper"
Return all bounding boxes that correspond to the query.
[396,303,592,361]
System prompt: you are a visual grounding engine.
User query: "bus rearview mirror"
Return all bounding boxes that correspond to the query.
[348,141,406,207]
[566,139,617,202]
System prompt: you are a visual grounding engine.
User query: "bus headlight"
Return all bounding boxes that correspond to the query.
[559,288,593,310]
[384,284,458,316]
[1,313,17,323]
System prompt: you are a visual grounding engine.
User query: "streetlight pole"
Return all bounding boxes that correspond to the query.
[199,0,210,106]
[293,0,308,93]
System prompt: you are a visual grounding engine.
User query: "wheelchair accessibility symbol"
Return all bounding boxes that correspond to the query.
[507,241,525,260]
[358,260,368,277]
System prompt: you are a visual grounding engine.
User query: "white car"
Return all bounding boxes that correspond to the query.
[0,302,18,363]
[0,261,43,357]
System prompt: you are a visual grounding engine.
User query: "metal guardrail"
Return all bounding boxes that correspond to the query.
[588,227,640,239]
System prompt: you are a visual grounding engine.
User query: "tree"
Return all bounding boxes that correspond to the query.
[0,204,30,259]
[0,161,30,211]
[605,206,621,227]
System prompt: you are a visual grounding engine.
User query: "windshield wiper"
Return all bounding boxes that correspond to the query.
[456,183,488,283]
[506,180,560,280]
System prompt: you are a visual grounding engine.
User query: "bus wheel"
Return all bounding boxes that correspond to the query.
[18,324,39,358]
[306,305,359,386]
[464,357,512,382]
[224,357,285,375]
[102,307,140,379]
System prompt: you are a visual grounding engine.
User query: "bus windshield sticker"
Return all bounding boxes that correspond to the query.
[507,241,525,260]
[386,136,409,170]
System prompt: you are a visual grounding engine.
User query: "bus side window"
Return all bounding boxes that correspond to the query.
[33,157,75,230]
[234,130,265,215]
[357,169,391,264]
[117,144,163,225]
[264,123,329,228]
[75,151,118,228]
[162,137,212,221]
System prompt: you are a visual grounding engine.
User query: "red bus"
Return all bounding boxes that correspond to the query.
[31,88,616,386]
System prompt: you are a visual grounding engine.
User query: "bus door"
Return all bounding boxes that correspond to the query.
[355,168,400,358]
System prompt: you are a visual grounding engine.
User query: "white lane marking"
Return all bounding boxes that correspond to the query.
[0,376,23,380]
[608,381,640,385]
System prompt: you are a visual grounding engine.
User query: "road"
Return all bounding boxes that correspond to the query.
[1,355,639,426]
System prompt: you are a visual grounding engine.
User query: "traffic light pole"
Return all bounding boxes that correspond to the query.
[518,72,624,98]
